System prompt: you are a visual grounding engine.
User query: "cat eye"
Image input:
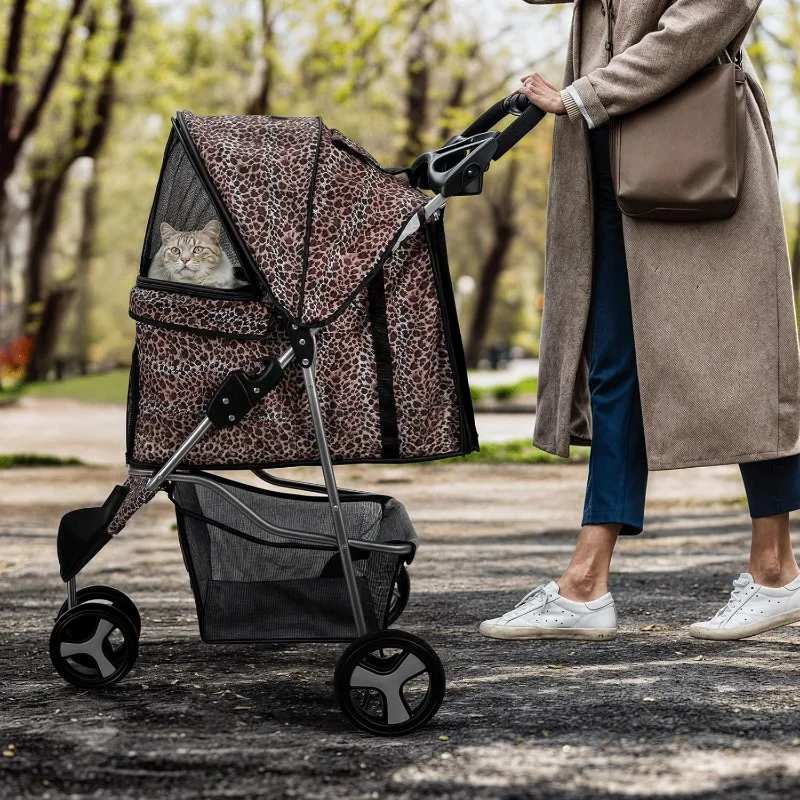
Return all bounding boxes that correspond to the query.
[168,247,180,255]
[193,246,205,253]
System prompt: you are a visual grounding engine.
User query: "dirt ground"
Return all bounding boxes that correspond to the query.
[2,441,800,799]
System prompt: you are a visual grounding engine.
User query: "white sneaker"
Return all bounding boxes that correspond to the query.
[689,572,800,641]
[479,581,617,641]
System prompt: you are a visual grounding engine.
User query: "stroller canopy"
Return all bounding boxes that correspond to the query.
[173,112,428,326]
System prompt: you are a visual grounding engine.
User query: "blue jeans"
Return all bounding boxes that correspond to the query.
[582,124,800,535]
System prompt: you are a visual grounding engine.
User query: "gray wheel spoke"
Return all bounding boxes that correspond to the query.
[60,618,118,678]
[350,652,427,725]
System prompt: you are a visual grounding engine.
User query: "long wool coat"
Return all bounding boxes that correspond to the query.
[525,0,800,470]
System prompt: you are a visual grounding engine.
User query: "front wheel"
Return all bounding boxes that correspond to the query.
[50,601,139,689]
[334,629,445,735]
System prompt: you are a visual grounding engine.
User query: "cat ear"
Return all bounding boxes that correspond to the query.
[160,222,177,242]
[201,219,220,242]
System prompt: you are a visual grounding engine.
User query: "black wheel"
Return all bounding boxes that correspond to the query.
[387,566,410,627]
[50,602,139,689]
[57,586,141,634]
[334,629,445,735]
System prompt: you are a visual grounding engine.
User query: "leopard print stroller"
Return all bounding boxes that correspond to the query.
[50,95,544,735]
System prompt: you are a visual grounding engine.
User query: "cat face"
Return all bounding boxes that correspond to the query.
[155,220,224,283]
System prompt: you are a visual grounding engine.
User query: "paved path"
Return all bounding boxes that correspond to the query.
[2,455,800,798]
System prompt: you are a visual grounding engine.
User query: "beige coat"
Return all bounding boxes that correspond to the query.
[524,0,800,470]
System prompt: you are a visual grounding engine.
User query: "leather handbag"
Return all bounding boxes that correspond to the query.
[605,2,747,221]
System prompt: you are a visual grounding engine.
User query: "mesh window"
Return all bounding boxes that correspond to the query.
[170,480,417,643]
[140,131,248,284]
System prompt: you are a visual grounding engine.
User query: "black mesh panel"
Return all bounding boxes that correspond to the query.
[170,480,416,642]
[140,131,244,281]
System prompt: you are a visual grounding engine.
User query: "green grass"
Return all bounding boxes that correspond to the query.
[22,369,130,404]
[0,453,84,468]
[458,440,589,465]
[470,376,538,404]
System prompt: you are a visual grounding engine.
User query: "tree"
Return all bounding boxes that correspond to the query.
[0,0,88,222]
[21,0,135,380]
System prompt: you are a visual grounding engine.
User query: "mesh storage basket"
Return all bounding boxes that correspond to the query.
[170,478,417,643]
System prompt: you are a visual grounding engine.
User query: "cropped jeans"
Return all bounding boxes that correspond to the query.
[583,123,800,535]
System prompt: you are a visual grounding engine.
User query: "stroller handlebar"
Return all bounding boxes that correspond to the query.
[409,92,546,198]
[461,92,532,138]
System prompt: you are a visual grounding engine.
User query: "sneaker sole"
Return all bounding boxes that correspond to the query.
[689,608,800,641]
[478,624,617,642]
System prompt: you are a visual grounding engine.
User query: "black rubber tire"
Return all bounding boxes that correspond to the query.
[334,629,445,735]
[57,585,141,635]
[50,601,139,690]
[386,566,410,627]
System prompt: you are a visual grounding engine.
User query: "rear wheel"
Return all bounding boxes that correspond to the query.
[387,566,410,626]
[50,602,139,689]
[335,629,445,735]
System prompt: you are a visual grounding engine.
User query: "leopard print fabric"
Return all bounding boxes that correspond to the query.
[130,286,274,338]
[130,295,386,467]
[181,112,318,319]
[385,232,463,458]
[128,244,465,468]
[124,118,473,481]
[300,125,428,323]
[181,113,427,325]
[106,475,154,536]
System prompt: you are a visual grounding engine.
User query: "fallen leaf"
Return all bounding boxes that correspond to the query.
[640,624,665,631]
[439,735,449,742]
[643,697,656,702]
[547,664,563,670]
[694,655,704,661]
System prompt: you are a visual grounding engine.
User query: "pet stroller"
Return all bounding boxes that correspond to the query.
[50,95,544,735]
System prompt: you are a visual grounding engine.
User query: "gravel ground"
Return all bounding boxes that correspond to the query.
[2,457,800,799]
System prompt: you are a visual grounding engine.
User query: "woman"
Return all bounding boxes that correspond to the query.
[480,0,800,642]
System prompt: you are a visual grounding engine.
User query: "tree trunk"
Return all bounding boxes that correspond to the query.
[244,0,274,116]
[22,169,69,340]
[75,165,98,369]
[465,168,518,368]
[25,288,76,381]
[397,1,439,164]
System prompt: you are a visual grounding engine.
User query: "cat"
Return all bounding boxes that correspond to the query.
[148,219,248,290]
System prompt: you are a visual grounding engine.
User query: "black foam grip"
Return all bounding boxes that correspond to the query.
[461,100,509,138]
[492,104,547,161]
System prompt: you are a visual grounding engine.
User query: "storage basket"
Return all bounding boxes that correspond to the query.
[170,478,417,642]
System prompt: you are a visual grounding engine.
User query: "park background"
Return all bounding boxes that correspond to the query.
[4,2,800,798]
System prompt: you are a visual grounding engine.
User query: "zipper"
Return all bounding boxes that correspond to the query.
[172,114,272,300]
[136,275,257,301]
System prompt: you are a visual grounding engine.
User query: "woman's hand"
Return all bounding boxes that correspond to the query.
[516,72,566,115]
